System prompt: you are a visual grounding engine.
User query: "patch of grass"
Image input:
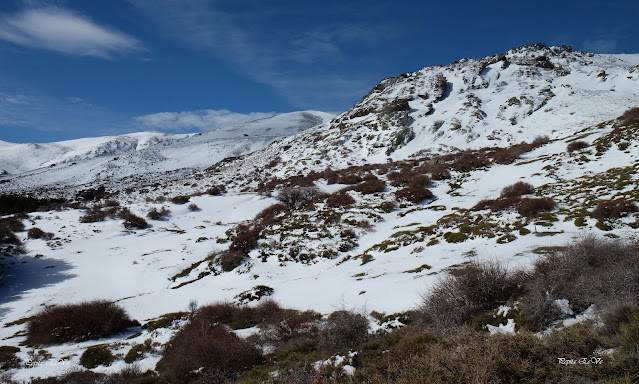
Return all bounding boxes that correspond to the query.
[404,264,432,273]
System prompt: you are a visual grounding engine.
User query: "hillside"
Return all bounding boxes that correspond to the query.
[1,44,639,382]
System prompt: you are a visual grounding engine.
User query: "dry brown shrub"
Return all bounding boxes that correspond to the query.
[591,198,638,220]
[394,187,433,204]
[326,192,356,207]
[516,197,556,215]
[567,140,589,152]
[26,300,138,346]
[159,321,262,384]
[619,106,639,125]
[500,181,535,198]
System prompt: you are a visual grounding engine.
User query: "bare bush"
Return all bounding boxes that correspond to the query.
[522,236,639,330]
[500,181,535,198]
[146,206,170,220]
[326,192,356,207]
[567,140,589,152]
[319,310,370,351]
[26,300,138,346]
[206,185,226,195]
[516,197,556,215]
[158,312,263,383]
[591,198,638,220]
[120,210,148,230]
[354,178,387,194]
[451,153,489,172]
[27,227,54,240]
[277,187,321,210]
[187,203,200,211]
[218,249,248,272]
[395,187,433,204]
[430,166,451,180]
[419,261,526,330]
[619,106,639,125]
[170,195,190,205]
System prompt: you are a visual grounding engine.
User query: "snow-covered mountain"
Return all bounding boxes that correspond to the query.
[206,44,639,190]
[1,44,639,382]
[0,111,333,196]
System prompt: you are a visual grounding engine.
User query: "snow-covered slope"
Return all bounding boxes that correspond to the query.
[0,111,333,196]
[207,44,639,190]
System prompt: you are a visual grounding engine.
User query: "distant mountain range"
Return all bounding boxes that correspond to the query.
[0,111,333,196]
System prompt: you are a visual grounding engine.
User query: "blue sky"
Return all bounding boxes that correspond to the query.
[0,0,637,143]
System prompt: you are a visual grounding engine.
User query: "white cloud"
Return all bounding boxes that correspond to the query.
[0,7,143,58]
[134,109,274,132]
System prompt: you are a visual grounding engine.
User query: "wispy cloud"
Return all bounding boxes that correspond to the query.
[134,110,274,132]
[129,0,396,110]
[0,6,143,58]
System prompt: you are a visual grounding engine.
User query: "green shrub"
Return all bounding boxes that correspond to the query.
[124,341,153,363]
[79,344,115,368]
[0,346,21,369]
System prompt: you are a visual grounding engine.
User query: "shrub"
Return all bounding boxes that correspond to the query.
[395,187,433,204]
[326,192,356,207]
[230,224,262,254]
[430,167,451,180]
[379,200,396,213]
[218,249,248,272]
[158,320,262,383]
[500,181,535,198]
[355,178,386,194]
[103,199,120,207]
[206,185,225,195]
[170,195,190,205]
[516,197,556,215]
[124,341,152,363]
[419,261,526,330]
[0,346,21,370]
[79,344,115,368]
[146,207,170,220]
[26,300,138,346]
[619,106,639,125]
[591,198,638,220]
[255,203,287,226]
[27,227,54,240]
[277,187,321,210]
[0,194,65,215]
[522,236,639,330]
[120,210,148,230]
[79,205,119,223]
[531,135,550,147]
[451,153,489,172]
[29,370,108,384]
[187,203,200,211]
[319,310,370,351]
[567,140,589,152]
[0,221,21,245]
[491,145,528,164]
